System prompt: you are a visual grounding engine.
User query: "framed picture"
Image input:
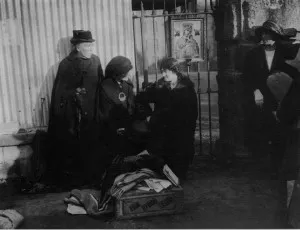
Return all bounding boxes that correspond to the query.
[171,18,204,61]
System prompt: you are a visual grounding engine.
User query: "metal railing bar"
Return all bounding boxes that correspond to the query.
[205,0,213,155]
[206,48,213,155]
[163,7,168,57]
[132,12,213,19]
[187,60,190,77]
[152,1,158,81]
[132,16,140,92]
[197,62,203,155]
[140,1,148,85]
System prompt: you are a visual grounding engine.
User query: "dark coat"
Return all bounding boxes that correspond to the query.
[243,42,300,112]
[243,42,300,156]
[136,77,198,179]
[46,50,104,184]
[277,73,300,180]
[277,77,300,126]
[48,50,104,141]
[98,78,137,155]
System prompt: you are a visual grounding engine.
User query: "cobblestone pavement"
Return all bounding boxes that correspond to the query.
[0,155,289,229]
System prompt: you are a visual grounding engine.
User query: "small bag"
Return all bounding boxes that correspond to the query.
[267,71,293,102]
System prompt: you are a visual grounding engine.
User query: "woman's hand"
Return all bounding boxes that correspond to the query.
[254,89,264,107]
[272,111,279,122]
[116,128,126,135]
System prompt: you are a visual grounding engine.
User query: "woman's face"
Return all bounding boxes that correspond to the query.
[76,42,94,58]
[261,31,275,44]
[183,29,191,38]
[162,69,178,85]
[122,68,134,82]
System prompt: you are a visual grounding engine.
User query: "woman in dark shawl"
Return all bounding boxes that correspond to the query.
[46,30,104,187]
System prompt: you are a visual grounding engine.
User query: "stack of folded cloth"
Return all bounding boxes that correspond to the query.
[110,168,159,199]
[64,189,113,216]
[0,209,24,229]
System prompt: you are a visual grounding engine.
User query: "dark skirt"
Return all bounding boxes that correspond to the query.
[288,171,300,228]
[282,128,300,181]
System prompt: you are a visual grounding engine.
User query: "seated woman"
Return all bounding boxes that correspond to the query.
[98,56,162,201]
[136,57,198,181]
[99,56,136,155]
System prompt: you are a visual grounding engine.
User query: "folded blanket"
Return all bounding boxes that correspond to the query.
[65,169,162,216]
[66,204,87,215]
[0,210,24,229]
[64,189,113,216]
[110,168,159,199]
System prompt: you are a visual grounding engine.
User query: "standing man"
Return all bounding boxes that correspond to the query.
[243,20,300,179]
[46,30,104,188]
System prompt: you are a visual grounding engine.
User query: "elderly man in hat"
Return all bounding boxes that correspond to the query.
[243,20,300,179]
[45,30,104,188]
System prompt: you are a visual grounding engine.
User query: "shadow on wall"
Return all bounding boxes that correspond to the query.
[0,37,73,201]
[33,36,72,128]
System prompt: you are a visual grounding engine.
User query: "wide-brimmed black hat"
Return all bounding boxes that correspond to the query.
[254,20,297,40]
[70,30,95,45]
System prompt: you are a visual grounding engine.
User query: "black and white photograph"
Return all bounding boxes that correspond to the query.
[1,0,300,229]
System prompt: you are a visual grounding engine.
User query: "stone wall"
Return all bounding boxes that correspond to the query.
[0,145,33,180]
[0,132,39,181]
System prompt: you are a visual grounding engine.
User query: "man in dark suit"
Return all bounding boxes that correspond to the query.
[243,20,300,179]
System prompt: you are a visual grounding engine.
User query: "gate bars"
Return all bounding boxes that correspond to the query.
[132,0,218,157]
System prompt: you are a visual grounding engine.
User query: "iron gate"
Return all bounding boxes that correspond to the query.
[132,0,219,157]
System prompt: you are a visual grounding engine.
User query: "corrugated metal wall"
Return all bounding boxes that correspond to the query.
[0,0,134,130]
[133,10,168,77]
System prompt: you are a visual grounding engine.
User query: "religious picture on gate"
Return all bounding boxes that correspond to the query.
[171,19,203,61]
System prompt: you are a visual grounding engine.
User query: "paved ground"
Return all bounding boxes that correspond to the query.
[0,155,289,229]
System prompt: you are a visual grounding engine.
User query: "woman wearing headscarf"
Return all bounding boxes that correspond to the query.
[46,30,104,188]
[97,56,152,201]
[136,57,198,180]
[98,56,139,157]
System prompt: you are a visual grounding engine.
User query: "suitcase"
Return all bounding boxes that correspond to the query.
[115,185,184,219]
